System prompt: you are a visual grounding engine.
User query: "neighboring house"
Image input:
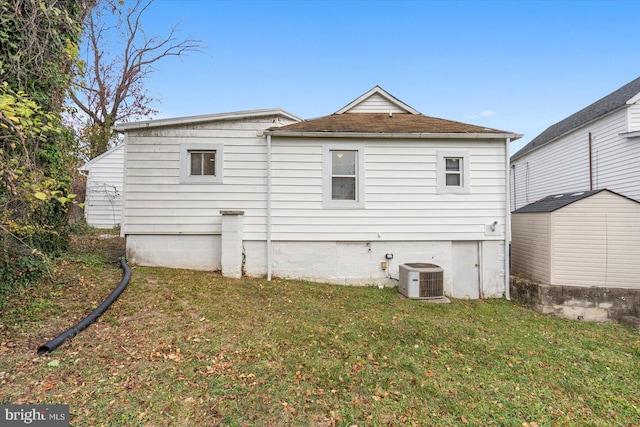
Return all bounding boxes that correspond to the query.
[79,144,125,229]
[512,189,640,289]
[510,76,640,211]
[114,86,521,298]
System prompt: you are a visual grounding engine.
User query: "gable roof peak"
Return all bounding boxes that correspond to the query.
[334,85,421,115]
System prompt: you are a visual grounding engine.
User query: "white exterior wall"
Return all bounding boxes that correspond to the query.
[270,138,507,241]
[345,93,408,114]
[124,124,509,297]
[81,144,124,228]
[628,102,640,132]
[122,116,297,238]
[510,108,640,211]
[551,191,640,288]
[511,212,551,284]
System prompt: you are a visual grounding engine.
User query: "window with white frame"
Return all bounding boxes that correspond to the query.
[437,151,470,194]
[323,144,365,208]
[180,143,224,183]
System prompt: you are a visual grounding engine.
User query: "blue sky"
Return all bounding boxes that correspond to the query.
[129,0,640,154]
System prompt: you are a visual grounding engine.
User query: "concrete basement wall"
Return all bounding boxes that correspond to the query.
[510,276,640,323]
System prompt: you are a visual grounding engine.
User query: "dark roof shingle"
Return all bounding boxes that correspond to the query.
[512,76,640,161]
[512,189,639,213]
[267,113,513,135]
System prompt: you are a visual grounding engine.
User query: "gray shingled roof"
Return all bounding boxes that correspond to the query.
[512,76,640,161]
[512,189,639,213]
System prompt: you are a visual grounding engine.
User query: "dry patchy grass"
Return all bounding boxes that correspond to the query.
[1,232,639,426]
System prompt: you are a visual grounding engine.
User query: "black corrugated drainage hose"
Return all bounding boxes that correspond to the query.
[37,257,132,355]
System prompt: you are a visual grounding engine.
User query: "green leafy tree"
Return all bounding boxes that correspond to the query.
[0,0,93,294]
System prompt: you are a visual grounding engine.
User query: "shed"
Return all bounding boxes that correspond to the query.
[78,144,125,229]
[511,189,640,288]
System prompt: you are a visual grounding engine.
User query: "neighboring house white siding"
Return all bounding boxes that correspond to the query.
[80,144,124,229]
[628,102,640,132]
[510,76,640,211]
[511,108,640,210]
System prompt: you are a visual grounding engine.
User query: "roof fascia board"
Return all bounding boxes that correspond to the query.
[113,108,302,131]
[334,86,421,115]
[265,130,522,140]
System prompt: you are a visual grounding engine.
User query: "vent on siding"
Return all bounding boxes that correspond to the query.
[399,263,444,299]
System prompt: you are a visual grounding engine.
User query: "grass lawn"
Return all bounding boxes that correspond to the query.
[1,232,639,426]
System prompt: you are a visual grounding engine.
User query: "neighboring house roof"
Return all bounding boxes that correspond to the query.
[79,143,125,172]
[266,85,521,140]
[113,108,302,132]
[512,76,640,161]
[512,189,639,213]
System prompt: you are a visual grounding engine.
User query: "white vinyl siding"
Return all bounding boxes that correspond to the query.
[122,115,298,239]
[628,103,640,133]
[270,138,506,241]
[344,92,408,114]
[510,108,640,211]
[81,144,124,229]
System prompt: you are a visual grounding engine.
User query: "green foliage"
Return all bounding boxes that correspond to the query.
[0,0,93,295]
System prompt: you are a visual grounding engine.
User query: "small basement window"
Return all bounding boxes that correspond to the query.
[180,143,224,183]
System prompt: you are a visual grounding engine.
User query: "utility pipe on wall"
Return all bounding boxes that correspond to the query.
[589,132,593,190]
[504,137,511,300]
[266,134,272,281]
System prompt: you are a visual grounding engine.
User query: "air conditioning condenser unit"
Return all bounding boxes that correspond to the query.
[398,263,444,299]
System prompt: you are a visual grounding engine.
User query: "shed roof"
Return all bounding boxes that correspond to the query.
[511,76,640,161]
[512,189,639,213]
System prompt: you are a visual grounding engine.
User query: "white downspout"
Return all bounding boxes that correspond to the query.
[267,134,272,281]
[504,137,511,299]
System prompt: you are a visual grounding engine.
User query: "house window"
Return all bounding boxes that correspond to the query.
[190,151,216,176]
[437,151,470,194]
[445,157,462,186]
[180,143,224,184]
[323,144,365,208]
[331,150,356,200]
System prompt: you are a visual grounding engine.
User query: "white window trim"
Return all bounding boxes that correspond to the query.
[180,143,224,184]
[322,143,365,208]
[437,151,470,194]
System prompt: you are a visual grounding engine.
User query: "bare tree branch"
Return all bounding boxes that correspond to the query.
[69,0,202,157]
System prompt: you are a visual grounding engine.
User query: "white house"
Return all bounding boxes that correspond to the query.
[115,86,521,298]
[79,143,125,229]
[510,76,640,211]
